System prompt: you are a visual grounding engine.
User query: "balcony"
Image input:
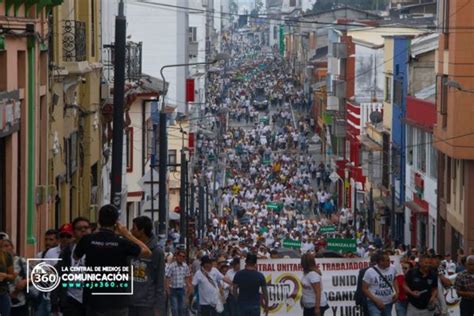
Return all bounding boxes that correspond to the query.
[103,41,143,83]
[63,20,86,62]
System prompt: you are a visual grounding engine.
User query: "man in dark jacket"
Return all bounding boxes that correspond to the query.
[52,217,92,316]
[129,216,166,316]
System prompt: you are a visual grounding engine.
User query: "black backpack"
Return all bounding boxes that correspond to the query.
[354,267,369,306]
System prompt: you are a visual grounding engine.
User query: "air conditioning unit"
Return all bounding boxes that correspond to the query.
[327,96,340,111]
[101,83,111,100]
[332,43,348,59]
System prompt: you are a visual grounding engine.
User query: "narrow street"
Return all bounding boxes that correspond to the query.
[0,0,472,315]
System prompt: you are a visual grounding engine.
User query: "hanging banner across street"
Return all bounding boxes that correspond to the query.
[256,256,400,316]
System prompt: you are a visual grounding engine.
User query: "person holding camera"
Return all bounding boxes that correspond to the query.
[74,204,152,316]
[403,255,438,316]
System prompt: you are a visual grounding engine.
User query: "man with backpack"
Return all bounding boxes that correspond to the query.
[354,254,377,315]
[129,216,166,316]
[35,225,73,316]
[362,251,399,316]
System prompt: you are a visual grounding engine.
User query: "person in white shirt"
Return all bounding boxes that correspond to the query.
[193,256,232,316]
[356,243,366,258]
[300,253,329,316]
[362,251,399,316]
[225,258,241,315]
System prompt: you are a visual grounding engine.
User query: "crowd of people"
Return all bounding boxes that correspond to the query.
[0,31,474,316]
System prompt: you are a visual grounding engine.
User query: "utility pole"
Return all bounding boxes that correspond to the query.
[179,150,187,245]
[110,0,126,209]
[158,111,167,240]
[198,184,204,240]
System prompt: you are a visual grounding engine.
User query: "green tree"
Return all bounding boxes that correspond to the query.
[229,0,238,22]
[250,0,263,18]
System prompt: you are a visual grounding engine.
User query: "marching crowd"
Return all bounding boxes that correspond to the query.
[0,32,474,316]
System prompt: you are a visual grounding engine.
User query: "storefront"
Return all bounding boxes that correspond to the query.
[0,90,21,232]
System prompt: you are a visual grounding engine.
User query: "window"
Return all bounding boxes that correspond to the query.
[188,27,197,43]
[452,159,457,195]
[0,52,7,91]
[392,147,401,178]
[442,0,450,49]
[446,157,451,203]
[382,132,390,188]
[407,126,413,165]
[439,75,449,127]
[385,77,392,102]
[428,134,438,178]
[168,150,177,172]
[66,132,78,181]
[274,26,278,40]
[290,0,296,6]
[417,131,426,173]
[145,119,154,164]
[91,0,96,57]
[126,128,133,172]
[460,160,464,201]
[393,79,403,105]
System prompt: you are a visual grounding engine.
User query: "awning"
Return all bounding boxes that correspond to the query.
[358,135,382,151]
[311,81,326,90]
[405,201,428,215]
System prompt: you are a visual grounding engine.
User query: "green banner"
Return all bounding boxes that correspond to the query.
[319,225,336,234]
[326,238,357,253]
[266,202,283,211]
[283,239,301,249]
[279,25,285,56]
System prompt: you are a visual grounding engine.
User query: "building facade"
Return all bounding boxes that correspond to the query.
[48,0,103,227]
[434,0,474,255]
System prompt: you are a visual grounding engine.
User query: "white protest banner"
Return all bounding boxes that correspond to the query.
[255,256,402,316]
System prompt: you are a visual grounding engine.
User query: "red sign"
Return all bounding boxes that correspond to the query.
[186,79,195,102]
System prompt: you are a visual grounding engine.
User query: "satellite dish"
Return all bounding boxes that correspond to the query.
[369,111,383,124]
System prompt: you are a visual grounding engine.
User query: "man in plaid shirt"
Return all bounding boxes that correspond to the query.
[166,250,192,316]
[455,255,474,316]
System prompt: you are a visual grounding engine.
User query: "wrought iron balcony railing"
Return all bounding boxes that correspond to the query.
[103,41,143,83]
[63,20,86,62]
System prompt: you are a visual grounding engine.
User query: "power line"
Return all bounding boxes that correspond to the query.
[129,0,474,31]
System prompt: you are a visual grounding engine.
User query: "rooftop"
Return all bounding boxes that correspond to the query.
[348,26,428,47]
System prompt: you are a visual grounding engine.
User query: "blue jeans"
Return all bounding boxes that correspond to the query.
[367,300,393,316]
[395,301,408,316]
[227,295,240,316]
[34,294,50,316]
[170,288,186,316]
[238,304,260,316]
[0,292,11,316]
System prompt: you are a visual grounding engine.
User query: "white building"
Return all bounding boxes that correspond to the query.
[107,0,190,113]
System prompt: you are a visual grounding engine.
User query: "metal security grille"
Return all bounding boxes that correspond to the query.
[63,20,86,62]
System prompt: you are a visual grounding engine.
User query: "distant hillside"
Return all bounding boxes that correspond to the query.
[308,0,389,13]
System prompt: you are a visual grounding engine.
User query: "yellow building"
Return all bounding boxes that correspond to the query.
[1,0,64,256]
[48,0,102,227]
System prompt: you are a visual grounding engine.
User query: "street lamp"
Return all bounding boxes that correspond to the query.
[445,80,474,93]
[157,53,229,243]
